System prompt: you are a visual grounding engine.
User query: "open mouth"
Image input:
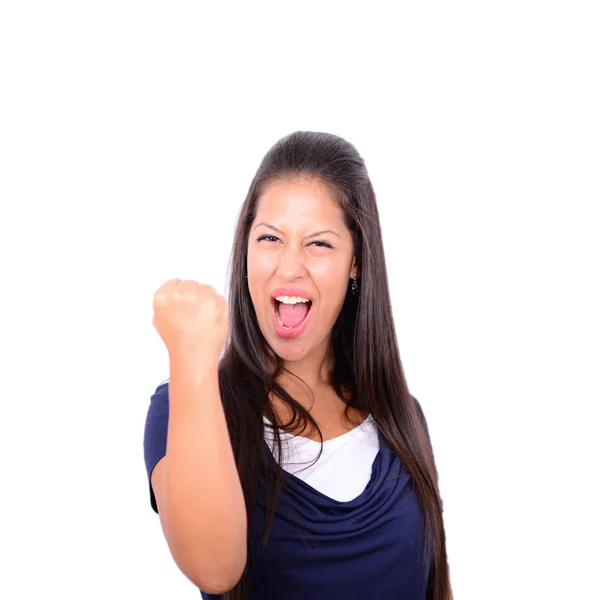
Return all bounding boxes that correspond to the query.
[272,298,313,331]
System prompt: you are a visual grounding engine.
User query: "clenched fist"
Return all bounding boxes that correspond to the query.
[152,279,229,362]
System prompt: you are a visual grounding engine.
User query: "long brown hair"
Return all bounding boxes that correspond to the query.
[218,131,452,599]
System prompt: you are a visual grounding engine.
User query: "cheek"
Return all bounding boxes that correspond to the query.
[316,273,350,313]
[246,268,270,317]
[247,247,276,276]
[312,258,348,285]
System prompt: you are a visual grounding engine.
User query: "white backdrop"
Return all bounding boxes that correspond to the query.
[1,2,598,599]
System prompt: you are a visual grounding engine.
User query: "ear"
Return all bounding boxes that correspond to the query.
[350,256,360,279]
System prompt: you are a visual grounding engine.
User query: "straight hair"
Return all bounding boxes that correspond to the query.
[218,131,452,599]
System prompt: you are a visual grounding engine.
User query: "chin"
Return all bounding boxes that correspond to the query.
[270,340,311,363]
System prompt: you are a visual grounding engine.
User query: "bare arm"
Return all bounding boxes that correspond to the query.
[151,353,247,594]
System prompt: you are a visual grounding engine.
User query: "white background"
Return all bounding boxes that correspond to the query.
[1,1,598,598]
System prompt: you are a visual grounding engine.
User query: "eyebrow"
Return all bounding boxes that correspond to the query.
[253,222,341,239]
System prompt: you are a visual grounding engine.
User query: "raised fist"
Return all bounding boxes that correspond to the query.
[152,279,229,361]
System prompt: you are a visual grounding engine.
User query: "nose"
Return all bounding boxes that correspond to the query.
[276,241,307,279]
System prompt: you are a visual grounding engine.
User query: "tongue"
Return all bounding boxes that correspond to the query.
[278,302,310,328]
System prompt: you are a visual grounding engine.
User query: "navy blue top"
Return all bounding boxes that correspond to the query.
[143,382,433,599]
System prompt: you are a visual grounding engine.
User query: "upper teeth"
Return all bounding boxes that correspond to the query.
[275,296,310,304]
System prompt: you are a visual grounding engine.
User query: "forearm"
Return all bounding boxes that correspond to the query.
[163,353,247,590]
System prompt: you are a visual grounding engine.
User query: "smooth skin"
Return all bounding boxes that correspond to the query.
[150,281,246,594]
[149,177,365,594]
[248,176,365,439]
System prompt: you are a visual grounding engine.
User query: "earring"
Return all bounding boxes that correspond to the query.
[350,273,358,295]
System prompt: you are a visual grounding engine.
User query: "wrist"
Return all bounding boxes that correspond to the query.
[168,347,221,375]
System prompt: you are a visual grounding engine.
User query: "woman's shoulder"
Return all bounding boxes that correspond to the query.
[411,395,430,440]
[154,380,169,396]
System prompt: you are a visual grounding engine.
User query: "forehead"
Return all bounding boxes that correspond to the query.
[254,177,345,226]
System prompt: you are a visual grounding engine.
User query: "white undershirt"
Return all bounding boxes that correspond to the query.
[263,414,380,502]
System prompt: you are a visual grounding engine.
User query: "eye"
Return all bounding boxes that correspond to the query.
[257,234,280,243]
[310,240,333,248]
[256,234,333,249]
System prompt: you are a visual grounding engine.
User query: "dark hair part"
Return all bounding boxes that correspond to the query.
[218,131,452,599]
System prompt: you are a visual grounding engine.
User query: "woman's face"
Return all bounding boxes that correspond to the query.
[247,177,358,364]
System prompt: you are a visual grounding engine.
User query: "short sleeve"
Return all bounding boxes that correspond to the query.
[143,381,170,513]
[412,395,443,513]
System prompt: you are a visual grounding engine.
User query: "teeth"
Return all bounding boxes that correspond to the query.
[274,296,310,304]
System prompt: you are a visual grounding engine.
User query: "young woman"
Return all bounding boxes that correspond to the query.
[144,131,452,599]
